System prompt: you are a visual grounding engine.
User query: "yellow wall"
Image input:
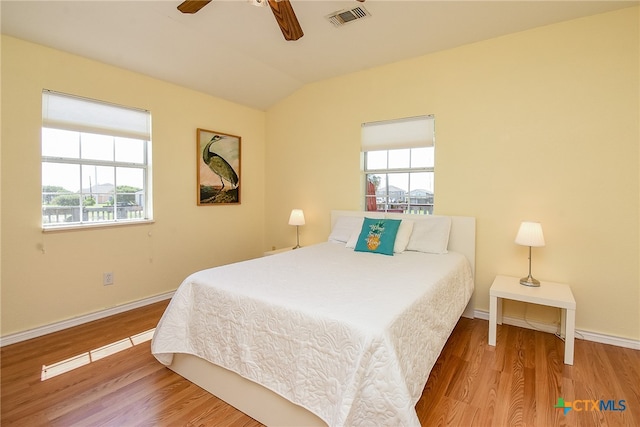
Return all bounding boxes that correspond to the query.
[265,8,639,340]
[2,8,638,342]
[1,36,266,336]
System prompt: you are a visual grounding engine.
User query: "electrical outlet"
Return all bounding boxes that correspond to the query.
[103,272,114,286]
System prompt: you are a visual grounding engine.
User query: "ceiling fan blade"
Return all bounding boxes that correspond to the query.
[177,0,212,14]
[267,0,304,41]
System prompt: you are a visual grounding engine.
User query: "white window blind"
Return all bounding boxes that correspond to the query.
[42,90,151,140]
[361,115,434,151]
[41,90,152,229]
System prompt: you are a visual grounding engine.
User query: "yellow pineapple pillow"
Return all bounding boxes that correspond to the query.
[354,218,401,256]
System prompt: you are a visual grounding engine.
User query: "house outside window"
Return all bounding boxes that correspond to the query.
[41,90,152,229]
[362,115,435,214]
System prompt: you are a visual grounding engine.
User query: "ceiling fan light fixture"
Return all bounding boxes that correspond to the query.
[178,0,303,41]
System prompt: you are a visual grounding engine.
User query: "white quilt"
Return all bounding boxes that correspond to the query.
[152,242,474,427]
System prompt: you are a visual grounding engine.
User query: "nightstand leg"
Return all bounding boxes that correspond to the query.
[489,295,498,346]
[564,308,575,365]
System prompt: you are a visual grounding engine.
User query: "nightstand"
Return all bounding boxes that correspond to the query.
[263,247,293,256]
[488,275,576,365]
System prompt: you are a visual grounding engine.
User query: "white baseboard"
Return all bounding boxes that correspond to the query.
[0,291,175,347]
[474,309,640,351]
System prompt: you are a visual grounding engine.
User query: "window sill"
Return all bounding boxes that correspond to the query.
[42,219,155,233]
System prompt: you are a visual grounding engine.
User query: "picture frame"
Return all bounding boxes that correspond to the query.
[197,128,241,205]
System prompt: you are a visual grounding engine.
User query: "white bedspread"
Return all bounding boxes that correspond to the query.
[152,242,473,427]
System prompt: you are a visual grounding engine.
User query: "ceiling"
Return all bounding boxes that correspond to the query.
[1,0,636,110]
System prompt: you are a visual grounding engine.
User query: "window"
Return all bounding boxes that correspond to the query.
[41,90,152,229]
[362,115,435,214]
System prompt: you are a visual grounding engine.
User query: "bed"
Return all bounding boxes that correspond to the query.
[152,210,475,426]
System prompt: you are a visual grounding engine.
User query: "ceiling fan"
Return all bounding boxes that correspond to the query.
[177,0,365,42]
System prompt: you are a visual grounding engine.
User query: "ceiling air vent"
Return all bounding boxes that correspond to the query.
[325,6,371,27]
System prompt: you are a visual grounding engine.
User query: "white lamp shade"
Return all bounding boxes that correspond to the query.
[288,209,305,226]
[515,221,545,247]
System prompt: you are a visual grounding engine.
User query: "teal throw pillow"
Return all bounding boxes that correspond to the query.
[354,218,401,256]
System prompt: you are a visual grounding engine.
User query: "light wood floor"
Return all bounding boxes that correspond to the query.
[2,300,639,426]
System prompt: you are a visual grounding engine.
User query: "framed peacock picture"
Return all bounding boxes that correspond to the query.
[196,128,241,205]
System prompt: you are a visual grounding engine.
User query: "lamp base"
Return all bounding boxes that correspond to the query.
[520,275,540,287]
[292,226,301,250]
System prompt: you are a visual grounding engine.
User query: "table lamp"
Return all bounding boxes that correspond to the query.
[515,221,545,286]
[288,209,305,249]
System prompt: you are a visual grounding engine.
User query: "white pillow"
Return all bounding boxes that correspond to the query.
[328,216,364,244]
[406,216,452,254]
[393,219,414,253]
[345,226,361,248]
[382,213,415,253]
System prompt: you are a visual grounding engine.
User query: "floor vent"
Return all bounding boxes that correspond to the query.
[325,5,371,27]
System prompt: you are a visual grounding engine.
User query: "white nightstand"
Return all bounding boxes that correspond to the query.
[263,247,293,256]
[488,275,576,365]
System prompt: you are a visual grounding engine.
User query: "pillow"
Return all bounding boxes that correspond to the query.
[393,219,414,253]
[345,227,361,248]
[354,218,402,256]
[328,216,364,244]
[347,218,412,251]
[406,216,452,254]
